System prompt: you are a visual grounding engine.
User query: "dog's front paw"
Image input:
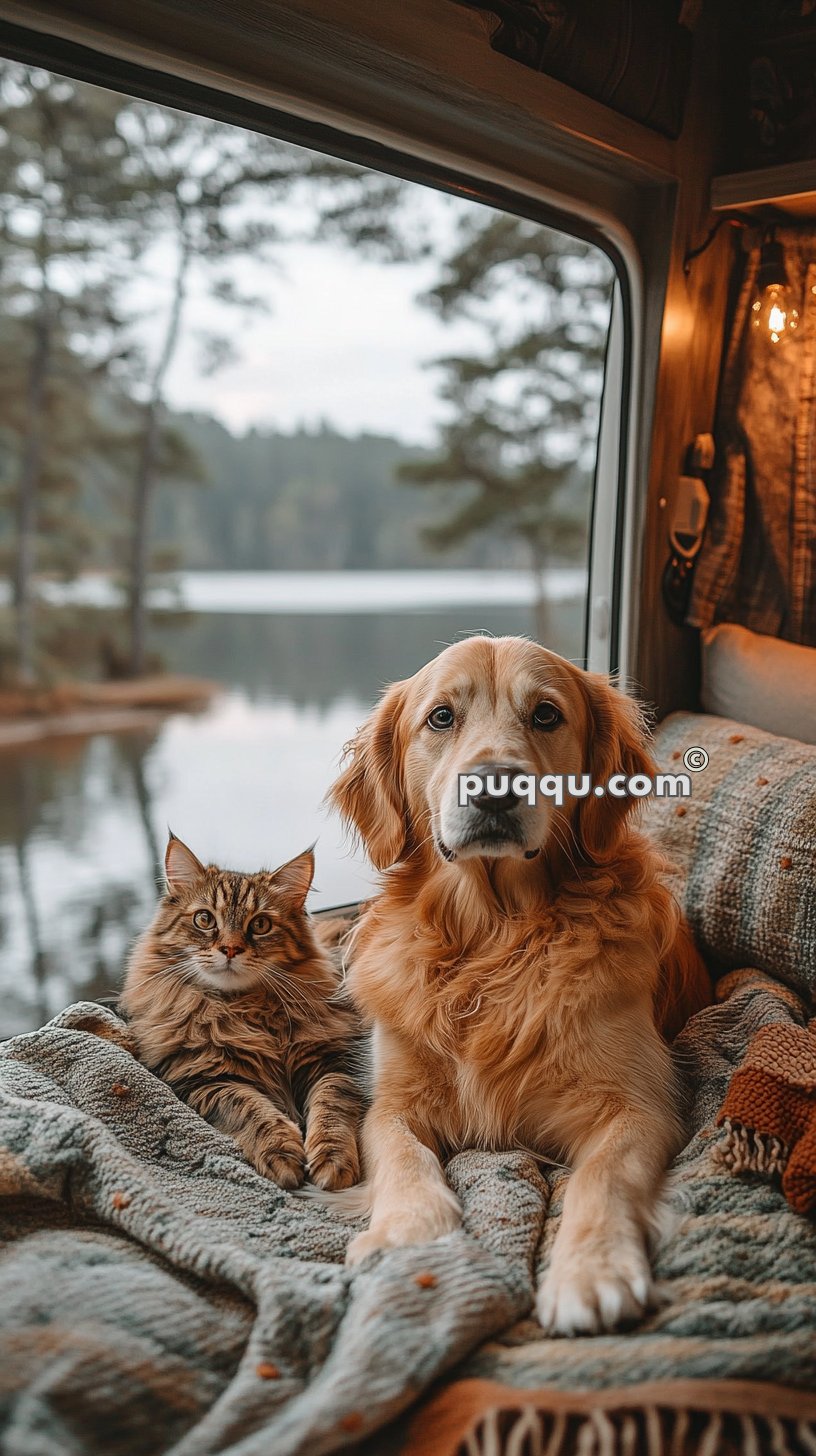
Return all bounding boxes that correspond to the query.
[345,1196,462,1266]
[346,1227,394,1265]
[536,1242,651,1336]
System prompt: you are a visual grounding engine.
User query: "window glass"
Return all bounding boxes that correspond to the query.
[0,62,615,1034]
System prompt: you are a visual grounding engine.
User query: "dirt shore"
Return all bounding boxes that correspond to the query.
[0,675,220,748]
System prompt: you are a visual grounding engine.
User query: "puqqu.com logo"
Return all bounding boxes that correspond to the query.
[683,747,709,772]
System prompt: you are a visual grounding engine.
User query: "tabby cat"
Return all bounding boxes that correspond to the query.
[122,834,364,1190]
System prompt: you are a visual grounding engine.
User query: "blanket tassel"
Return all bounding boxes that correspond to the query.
[463,1405,816,1455]
[717,1118,789,1178]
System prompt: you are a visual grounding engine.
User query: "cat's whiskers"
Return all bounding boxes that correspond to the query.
[257,974,296,1037]
[338,919,364,983]
[255,963,321,1037]
[258,965,320,1025]
[147,966,198,986]
[257,963,314,1010]
[149,957,202,986]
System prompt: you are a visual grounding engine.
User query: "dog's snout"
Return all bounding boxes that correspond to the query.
[473,786,520,812]
[468,762,526,812]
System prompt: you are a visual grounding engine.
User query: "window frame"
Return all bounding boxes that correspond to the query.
[0,15,643,676]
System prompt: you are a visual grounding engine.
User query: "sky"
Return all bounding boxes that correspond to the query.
[130,199,486,447]
[5,64,612,451]
[103,106,612,452]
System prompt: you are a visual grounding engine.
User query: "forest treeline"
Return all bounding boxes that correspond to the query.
[145,413,588,572]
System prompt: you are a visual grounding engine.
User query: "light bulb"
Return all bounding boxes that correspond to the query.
[751,234,799,345]
[752,283,799,344]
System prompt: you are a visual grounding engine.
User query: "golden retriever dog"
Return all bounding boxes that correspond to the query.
[329,635,710,1336]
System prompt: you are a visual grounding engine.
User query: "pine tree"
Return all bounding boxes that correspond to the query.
[400,214,615,634]
[115,105,413,675]
[0,63,138,682]
[0,67,403,680]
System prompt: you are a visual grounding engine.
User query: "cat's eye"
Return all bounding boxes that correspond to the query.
[531,701,563,731]
[249,913,272,936]
[192,908,216,931]
[427,704,455,731]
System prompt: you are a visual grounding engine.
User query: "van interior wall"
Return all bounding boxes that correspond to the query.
[633,4,733,717]
[0,0,734,719]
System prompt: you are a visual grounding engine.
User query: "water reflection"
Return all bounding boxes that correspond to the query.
[152,600,582,707]
[0,597,582,1037]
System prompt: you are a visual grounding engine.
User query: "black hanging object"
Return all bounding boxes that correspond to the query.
[661,435,713,626]
[662,552,697,625]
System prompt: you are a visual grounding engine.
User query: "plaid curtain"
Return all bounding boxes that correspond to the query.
[687,227,816,646]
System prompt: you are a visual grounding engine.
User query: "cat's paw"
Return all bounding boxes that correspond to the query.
[305,1134,360,1192]
[247,1117,306,1190]
[258,1149,306,1190]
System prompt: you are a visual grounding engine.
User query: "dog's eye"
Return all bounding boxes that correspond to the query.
[193,909,215,930]
[427,705,455,731]
[531,701,562,731]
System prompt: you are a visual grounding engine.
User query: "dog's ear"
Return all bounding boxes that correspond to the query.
[328,680,410,871]
[574,674,655,865]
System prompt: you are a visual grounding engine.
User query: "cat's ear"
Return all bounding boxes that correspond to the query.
[165,833,206,892]
[272,846,315,910]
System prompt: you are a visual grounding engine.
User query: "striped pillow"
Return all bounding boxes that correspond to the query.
[648,712,816,998]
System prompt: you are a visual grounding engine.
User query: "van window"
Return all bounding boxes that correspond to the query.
[0,60,617,1034]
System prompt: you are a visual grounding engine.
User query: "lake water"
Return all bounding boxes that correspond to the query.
[0,570,585,1037]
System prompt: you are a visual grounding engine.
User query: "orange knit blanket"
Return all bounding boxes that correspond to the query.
[717,1018,816,1216]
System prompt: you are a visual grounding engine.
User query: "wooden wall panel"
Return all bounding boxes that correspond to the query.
[631,9,734,713]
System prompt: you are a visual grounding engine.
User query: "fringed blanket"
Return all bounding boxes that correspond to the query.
[717,1017,816,1216]
[2,968,816,1456]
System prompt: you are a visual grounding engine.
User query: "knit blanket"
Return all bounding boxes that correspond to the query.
[3,971,816,1456]
[718,1017,816,1217]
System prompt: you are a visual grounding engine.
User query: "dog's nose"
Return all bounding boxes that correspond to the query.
[219,943,245,960]
[468,762,525,812]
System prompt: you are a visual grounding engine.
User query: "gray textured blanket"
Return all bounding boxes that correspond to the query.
[2,972,816,1456]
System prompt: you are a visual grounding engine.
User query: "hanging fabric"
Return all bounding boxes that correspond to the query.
[688,227,816,647]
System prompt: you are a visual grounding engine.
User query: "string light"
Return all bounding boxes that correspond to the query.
[752,229,799,344]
